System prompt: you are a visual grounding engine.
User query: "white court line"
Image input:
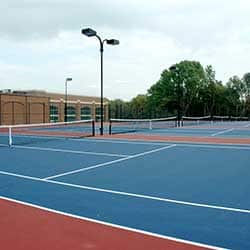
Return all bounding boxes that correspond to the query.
[0,135,168,147]
[44,144,177,180]
[1,140,250,152]
[211,128,234,137]
[0,170,249,215]
[79,138,169,146]
[2,132,249,147]
[177,143,250,150]
[0,196,225,250]
[81,139,250,150]
[7,145,129,158]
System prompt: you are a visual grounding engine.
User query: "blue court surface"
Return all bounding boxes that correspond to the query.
[133,127,250,138]
[109,120,250,138]
[0,137,250,249]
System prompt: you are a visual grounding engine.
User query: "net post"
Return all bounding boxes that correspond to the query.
[149,120,152,130]
[92,120,95,136]
[8,126,12,147]
[109,121,112,135]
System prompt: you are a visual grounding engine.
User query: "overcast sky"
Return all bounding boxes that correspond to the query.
[1,0,250,100]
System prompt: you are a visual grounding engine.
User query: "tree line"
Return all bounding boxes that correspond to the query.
[109,60,250,119]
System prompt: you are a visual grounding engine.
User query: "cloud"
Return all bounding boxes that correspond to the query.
[1,1,250,100]
[2,1,249,43]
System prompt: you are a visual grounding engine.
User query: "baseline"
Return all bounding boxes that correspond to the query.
[0,196,222,250]
[0,170,249,214]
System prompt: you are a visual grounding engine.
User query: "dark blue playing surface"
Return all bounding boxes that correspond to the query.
[0,137,250,249]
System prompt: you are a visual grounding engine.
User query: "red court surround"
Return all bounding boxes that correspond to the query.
[102,134,250,145]
[0,198,212,250]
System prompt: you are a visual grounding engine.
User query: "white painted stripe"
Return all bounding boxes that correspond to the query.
[0,170,49,181]
[87,137,250,146]
[0,196,225,250]
[86,139,250,149]
[211,128,234,137]
[77,138,169,146]
[90,140,250,150]
[0,170,249,214]
[2,133,250,148]
[1,141,250,152]
[0,134,172,148]
[177,144,250,150]
[9,145,129,158]
[44,144,177,180]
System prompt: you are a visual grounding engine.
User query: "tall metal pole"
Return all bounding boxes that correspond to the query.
[100,41,104,135]
[81,28,119,135]
[64,78,72,122]
[0,94,2,125]
[95,35,104,135]
[64,79,67,122]
[170,65,181,127]
[177,80,181,127]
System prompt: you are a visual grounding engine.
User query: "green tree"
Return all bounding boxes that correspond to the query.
[175,61,206,116]
[129,95,148,119]
[109,99,130,119]
[213,83,227,115]
[109,63,250,120]
[243,73,250,116]
[225,76,243,116]
[148,60,206,117]
[202,65,218,116]
[243,73,250,98]
[147,71,176,118]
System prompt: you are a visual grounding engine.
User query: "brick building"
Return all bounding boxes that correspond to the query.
[0,90,109,125]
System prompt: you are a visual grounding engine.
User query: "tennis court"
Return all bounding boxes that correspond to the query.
[108,118,250,146]
[0,121,250,249]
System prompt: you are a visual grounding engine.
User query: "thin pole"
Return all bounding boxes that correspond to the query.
[177,81,181,127]
[64,80,67,122]
[0,94,2,125]
[81,30,119,134]
[100,43,104,135]
[8,126,12,147]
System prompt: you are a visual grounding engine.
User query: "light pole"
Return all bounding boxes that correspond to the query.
[64,77,72,122]
[81,28,119,135]
[169,65,182,127]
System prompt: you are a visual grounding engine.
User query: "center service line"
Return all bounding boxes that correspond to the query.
[43,144,177,180]
[211,128,234,137]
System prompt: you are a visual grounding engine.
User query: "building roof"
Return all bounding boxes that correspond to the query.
[0,90,109,103]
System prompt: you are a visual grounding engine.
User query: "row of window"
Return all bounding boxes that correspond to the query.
[50,105,103,122]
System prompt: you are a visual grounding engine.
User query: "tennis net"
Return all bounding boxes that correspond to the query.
[181,116,212,126]
[182,115,249,126]
[212,116,230,122]
[230,116,249,122]
[213,116,249,122]
[109,117,177,134]
[0,119,95,147]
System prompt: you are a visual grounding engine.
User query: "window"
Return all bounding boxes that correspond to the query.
[95,107,102,121]
[81,106,91,120]
[50,105,59,122]
[66,106,76,121]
